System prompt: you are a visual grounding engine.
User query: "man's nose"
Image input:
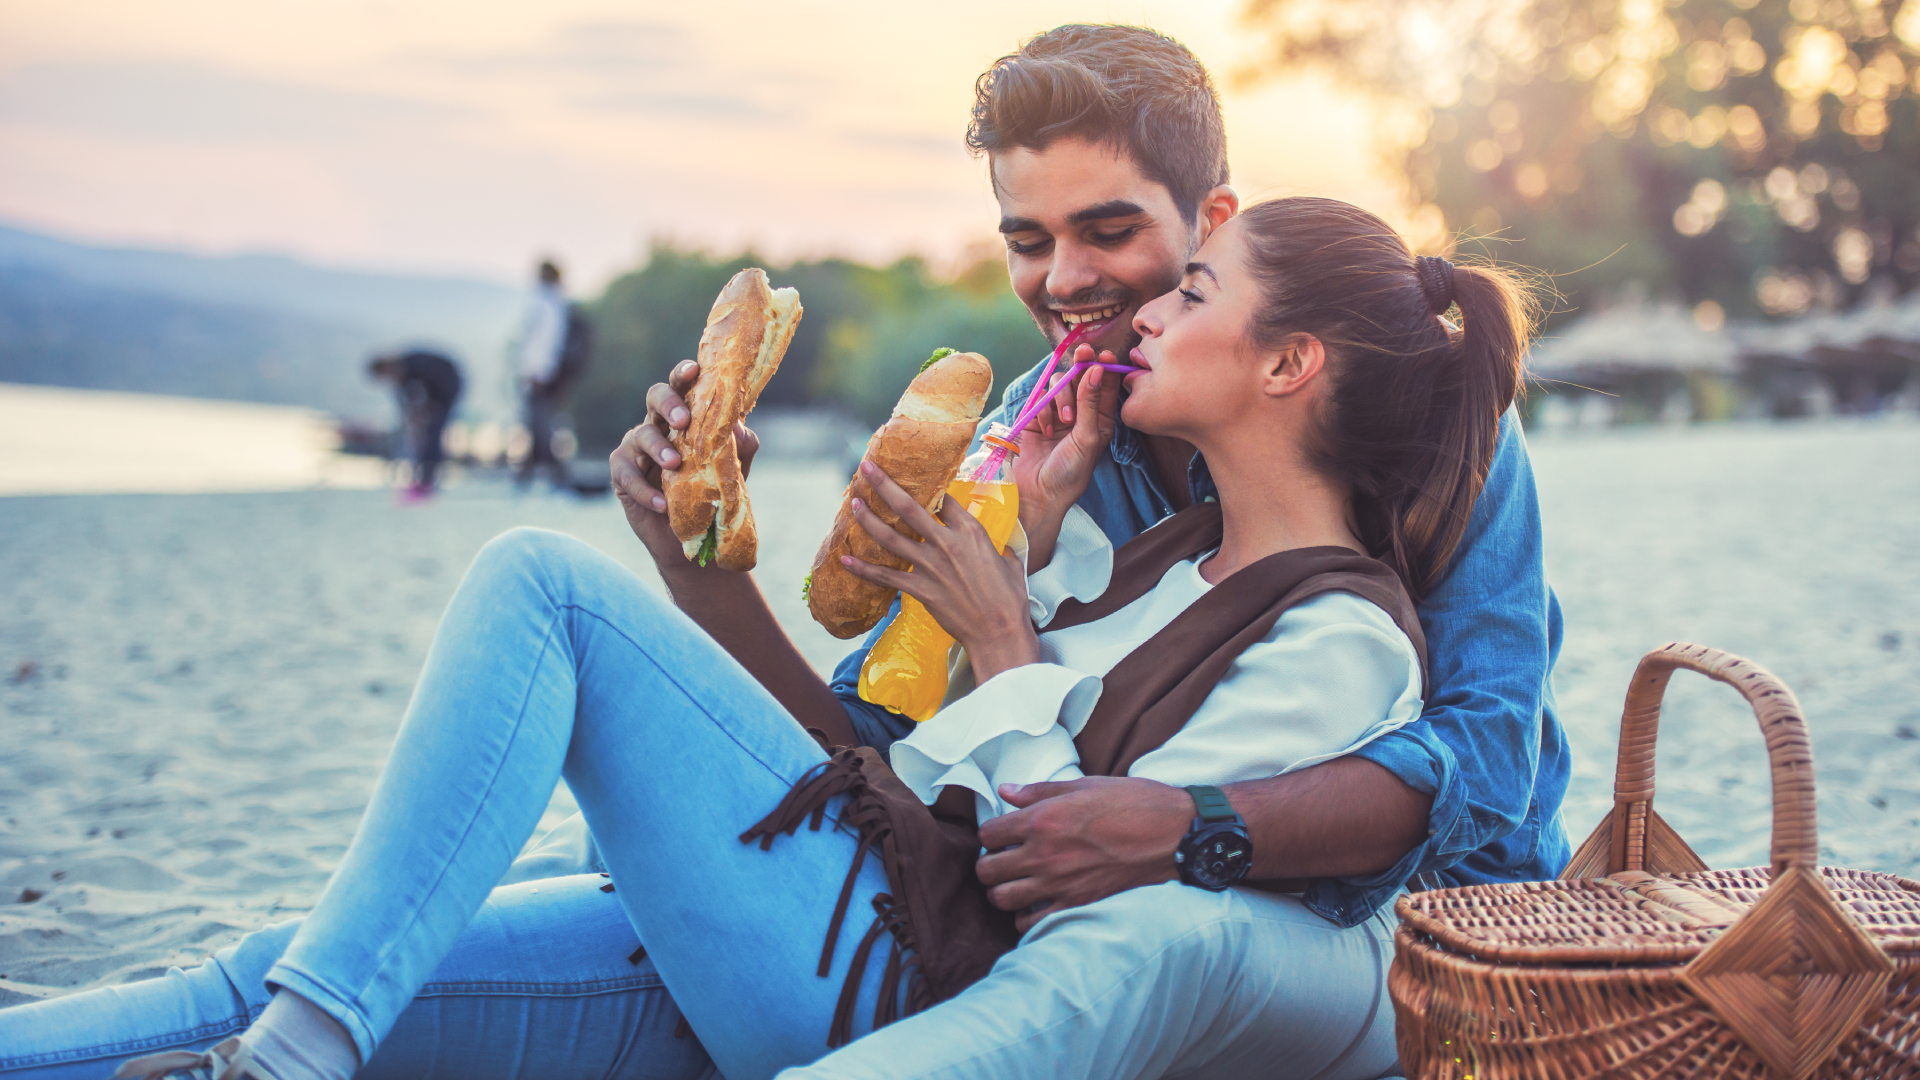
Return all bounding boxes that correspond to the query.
[1045,240,1102,302]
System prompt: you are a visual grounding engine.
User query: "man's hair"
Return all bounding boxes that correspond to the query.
[966,25,1229,224]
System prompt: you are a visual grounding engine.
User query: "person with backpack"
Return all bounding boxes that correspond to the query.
[511,259,593,490]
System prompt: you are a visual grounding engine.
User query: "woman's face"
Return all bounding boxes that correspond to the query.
[1120,216,1269,441]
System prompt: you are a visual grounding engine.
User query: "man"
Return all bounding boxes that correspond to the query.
[615,24,1568,1078]
[368,349,462,500]
[511,259,571,489]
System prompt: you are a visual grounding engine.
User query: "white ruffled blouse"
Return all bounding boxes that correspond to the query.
[887,506,1425,825]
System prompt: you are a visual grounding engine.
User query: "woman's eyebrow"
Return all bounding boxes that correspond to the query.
[1184,261,1219,285]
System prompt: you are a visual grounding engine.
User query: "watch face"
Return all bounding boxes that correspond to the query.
[1177,822,1251,891]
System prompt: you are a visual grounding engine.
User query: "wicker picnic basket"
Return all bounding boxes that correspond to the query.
[1390,642,1920,1080]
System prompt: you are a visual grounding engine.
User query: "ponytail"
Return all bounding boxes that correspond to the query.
[1238,198,1534,601]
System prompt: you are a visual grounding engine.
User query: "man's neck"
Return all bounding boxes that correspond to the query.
[1144,433,1197,512]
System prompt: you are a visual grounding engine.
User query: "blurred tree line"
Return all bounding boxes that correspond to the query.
[1243,0,1920,324]
[566,242,1043,450]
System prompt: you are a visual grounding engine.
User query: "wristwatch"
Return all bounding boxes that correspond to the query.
[1173,785,1252,891]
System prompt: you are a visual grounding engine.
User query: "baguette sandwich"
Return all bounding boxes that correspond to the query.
[806,348,993,638]
[663,268,802,571]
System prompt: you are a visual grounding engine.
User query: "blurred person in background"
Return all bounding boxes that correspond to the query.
[510,259,593,490]
[368,350,463,502]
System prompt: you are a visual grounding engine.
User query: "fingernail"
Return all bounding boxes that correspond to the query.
[671,408,689,425]
[851,497,864,511]
[663,450,679,465]
[860,461,874,474]
[652,496,666,510]
[840,555,854,566]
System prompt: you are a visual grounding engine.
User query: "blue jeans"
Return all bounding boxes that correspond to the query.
[0,529,1402,1080]
[0,528,895,1080]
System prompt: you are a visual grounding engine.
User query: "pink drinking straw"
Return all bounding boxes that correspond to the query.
[965,329,1136,483]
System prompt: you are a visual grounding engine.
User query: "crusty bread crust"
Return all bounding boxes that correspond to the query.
[663,268,800,570]
[806,351,993,638]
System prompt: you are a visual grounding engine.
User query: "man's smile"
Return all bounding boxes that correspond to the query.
[1058,303,1126,326]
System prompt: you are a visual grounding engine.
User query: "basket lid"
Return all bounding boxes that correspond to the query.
[1399,866,1920,967]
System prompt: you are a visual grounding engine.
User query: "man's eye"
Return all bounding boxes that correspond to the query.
[1006,237,1050,256]
[1091,227,1141,245]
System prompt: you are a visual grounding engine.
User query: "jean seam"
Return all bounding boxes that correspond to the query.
[413,975,664,997]
[1,1016,251,1068]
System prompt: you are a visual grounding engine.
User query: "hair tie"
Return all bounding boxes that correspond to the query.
[1415,255,1456,315]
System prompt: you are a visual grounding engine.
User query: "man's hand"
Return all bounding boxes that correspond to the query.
[609,359,758,572]
[974,776,1190,933]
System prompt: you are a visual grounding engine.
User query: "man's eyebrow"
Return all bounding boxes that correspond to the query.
[1185,261,1219,285]
[998,215,1042,234]
[1066,200,1148,226]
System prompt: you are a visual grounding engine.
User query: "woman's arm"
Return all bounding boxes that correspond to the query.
[839,461,1039,681]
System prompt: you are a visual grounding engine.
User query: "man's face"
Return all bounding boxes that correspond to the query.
[992,137,1196,359]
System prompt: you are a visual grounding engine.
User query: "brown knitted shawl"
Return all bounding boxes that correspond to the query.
[742,502,1426,1046]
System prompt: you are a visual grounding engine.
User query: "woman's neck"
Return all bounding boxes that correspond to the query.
[1189,434,1362,586]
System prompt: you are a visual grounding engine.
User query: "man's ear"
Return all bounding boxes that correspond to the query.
[1192,185,1240,246]
[1261,335,1327,399]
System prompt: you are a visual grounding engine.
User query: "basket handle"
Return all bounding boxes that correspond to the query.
[1607,642,1815,880]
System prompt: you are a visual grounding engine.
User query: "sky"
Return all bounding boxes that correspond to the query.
[0,0,1403,289]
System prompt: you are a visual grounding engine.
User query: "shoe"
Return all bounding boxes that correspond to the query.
[113,1036,278,1080]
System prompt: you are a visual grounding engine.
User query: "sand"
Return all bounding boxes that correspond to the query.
[3,416,1918,1009]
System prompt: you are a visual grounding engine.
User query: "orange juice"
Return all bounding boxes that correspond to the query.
[858,475,1020,722]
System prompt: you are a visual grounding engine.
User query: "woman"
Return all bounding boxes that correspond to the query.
[0,197,1529,1080]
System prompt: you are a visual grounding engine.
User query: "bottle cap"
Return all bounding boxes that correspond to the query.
[982,422,1019,456]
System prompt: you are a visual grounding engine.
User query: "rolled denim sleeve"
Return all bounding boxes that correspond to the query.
[1301,410,1570,927]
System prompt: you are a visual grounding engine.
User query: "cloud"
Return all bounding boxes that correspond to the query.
[838,129,968,158]
[412,19,818,127]
[0,60,473,144]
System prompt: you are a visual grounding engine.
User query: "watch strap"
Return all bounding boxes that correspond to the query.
[1185,784,1237,823]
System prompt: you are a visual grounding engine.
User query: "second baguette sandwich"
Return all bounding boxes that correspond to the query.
[806,349,993,638]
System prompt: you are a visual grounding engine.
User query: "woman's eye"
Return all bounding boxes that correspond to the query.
[1179,287,1203,305]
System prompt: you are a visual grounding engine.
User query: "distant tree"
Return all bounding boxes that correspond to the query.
[1242,0,1920,320]
[567,242,1044,448]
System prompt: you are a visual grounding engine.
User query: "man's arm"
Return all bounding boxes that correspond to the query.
[975,759,1430,931]
[978,411,1558,929]
[609,364,854,744]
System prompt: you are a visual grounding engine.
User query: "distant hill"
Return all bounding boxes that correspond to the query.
[0,223,526,421]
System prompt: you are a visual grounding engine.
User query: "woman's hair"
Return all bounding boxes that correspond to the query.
[1237,197,1534,602]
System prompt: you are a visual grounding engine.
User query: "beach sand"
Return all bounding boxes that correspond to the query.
[3,418,1918,1009]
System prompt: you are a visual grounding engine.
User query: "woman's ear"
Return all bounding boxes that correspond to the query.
[1260,335,1327,399]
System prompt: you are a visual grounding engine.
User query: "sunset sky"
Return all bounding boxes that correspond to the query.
[0,0,1401,288]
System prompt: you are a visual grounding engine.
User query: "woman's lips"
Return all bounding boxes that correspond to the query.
[1128,347,1150,371]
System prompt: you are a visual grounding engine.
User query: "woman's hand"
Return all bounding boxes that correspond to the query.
[1014,347,1120,570]
[609,359,758,578]
[840,461,1040,683]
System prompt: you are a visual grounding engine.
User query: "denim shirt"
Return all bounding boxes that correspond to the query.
[830,357,1571,928]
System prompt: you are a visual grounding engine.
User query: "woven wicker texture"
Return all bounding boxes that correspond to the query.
[1391,643,1920,1080]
